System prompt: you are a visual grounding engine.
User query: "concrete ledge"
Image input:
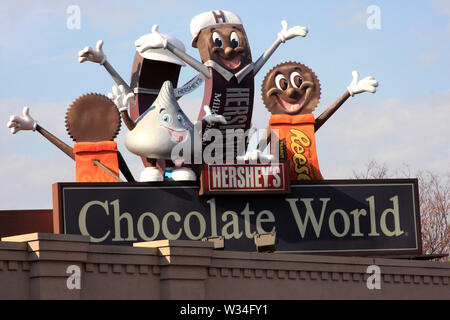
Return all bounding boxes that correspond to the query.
[134,239,215,249]
[2,232,89,243]
[0,233,448,300]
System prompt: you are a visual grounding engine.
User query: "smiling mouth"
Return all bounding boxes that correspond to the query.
[277,93,307,113]
[218,54,241,70]
[166,128,188,143]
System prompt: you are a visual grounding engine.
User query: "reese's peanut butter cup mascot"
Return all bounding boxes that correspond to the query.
[7,94,134,182]
[108,81,226,182]
[242,61,378,181]
[135,10,308,161]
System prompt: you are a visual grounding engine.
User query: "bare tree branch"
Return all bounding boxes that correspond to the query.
[352,160,449,261]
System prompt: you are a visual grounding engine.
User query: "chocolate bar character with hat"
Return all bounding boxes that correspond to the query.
[136,10,308,161]
[78,31,204,173]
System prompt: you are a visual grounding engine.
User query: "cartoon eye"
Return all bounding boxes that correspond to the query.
[275,73,288,91]
[212,32,223,48]
[230,32,240,49]
[162,114,171,123]
[177,114,184,124]
[290,71,303,88]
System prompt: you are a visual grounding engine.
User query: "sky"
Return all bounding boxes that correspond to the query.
[0,0,449,209]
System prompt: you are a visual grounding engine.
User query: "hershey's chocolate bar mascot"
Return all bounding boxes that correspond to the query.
[136,10,308,162]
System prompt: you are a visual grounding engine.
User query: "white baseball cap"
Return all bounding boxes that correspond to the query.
[135,33,186,66]
[190,10,243,48]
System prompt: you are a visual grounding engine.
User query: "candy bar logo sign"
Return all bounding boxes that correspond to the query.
[53,180,421,254]
[200,163,290,194]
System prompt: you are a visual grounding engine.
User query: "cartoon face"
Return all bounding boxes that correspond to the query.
[159,108,191,143]
[196,24,252,72]
[262,62,321,115]
[125,81,193,159]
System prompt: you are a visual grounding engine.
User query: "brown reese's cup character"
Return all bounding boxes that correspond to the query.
[263,61,323,180]
[66,93,122,182]
[258,61,378,181]
[7,93,129,182]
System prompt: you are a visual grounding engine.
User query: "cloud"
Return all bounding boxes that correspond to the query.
[432,0,450,16]
[316,90,450,178]
[2,98,69,139]
[1,98,76,209]
[331,1,369,29]
[416,50,441,66]
[0,153,74,209]
[77,0,193,37]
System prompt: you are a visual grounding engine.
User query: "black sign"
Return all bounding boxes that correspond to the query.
[53,179,422,255]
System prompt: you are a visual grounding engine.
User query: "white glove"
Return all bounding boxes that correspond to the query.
[236,149,274,163]
[107,85,135,112]
[7,107,38,134]
[78,40,107,65]
[202,105,226,125]
[347,70,379,96]
[135,25,168,54]
[277,20,308,43]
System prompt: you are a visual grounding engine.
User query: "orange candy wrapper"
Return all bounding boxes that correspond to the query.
[73,141,119,182]
[269,114,323,181]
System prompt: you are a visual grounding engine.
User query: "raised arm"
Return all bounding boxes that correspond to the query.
[253,20,308,75]
[78,40,134,97]
[107,85,136,131]
[314,91,350,132]
[315,71,379,131]
[7,107,75,159]
[7,106,135,181]
[135,25,210,79]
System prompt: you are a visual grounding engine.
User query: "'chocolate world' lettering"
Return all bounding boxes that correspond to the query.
[78,195,404,243]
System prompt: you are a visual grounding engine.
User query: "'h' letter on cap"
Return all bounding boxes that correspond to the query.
[212,10,226,23]
[190,10,242,47]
